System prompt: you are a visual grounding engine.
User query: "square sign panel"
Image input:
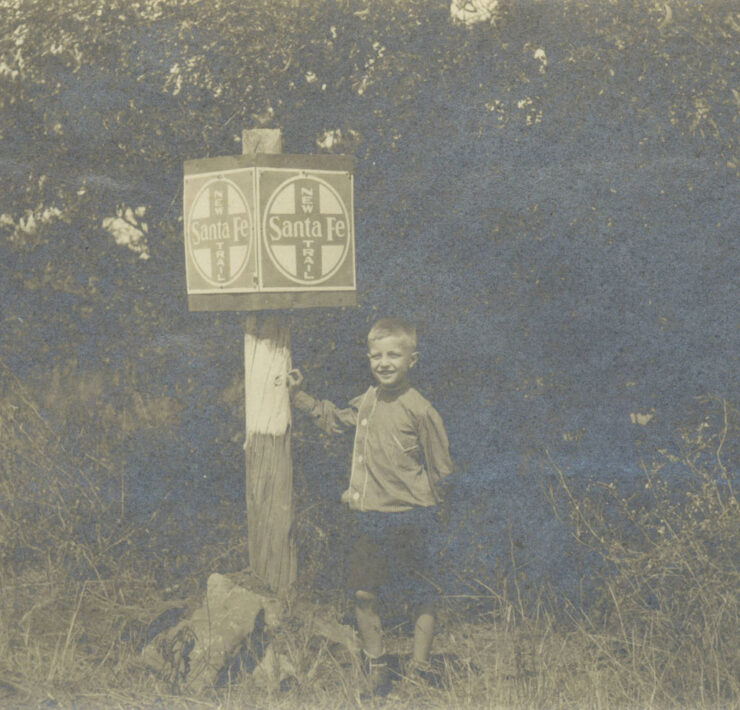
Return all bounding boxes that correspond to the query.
[183,155,258,294]
[184,153,355,311]
[258,155,355,292]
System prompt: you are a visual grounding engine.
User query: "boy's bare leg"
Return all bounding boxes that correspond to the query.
[355,590,384,658]
[412,602,436,664]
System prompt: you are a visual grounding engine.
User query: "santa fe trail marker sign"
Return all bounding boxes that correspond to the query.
[182,141,356,595]
[184,153,356,312]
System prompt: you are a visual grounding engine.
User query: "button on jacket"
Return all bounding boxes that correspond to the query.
[293,384,453,512]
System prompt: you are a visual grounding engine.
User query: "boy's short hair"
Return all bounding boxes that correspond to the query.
[367,318,417,350]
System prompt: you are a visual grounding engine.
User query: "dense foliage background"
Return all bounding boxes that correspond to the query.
[1,0,738,692]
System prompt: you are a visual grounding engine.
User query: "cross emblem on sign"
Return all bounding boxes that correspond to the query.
[263,176,350,285]
[188,178,252,287]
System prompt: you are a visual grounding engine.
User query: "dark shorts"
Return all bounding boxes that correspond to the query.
[346,507,440,606]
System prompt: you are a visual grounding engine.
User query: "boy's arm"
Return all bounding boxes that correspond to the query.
[418,406,455,504]
[290,372,358,435]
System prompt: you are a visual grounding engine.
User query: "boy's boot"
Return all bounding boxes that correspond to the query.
[362,650,392,697]
[406,657,445,688]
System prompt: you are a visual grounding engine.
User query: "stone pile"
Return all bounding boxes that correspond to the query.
[141,572,358,693]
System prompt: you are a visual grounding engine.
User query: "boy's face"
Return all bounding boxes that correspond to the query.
[367,335,418,391]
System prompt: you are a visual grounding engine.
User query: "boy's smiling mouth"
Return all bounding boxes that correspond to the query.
[374,369,410,391]
[375,369,397,381]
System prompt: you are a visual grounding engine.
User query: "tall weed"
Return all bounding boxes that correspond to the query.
[545,396,739,707]
[0,360,168,703]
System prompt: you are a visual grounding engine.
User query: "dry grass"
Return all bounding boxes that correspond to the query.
[541,396,740,709]
[2,359,738,709]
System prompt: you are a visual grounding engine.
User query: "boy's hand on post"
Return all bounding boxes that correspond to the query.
[288,369,322,416]
[287,368,304,397]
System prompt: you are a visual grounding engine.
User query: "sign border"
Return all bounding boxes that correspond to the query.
[257,167,356,292]
[184,174,256,293]
[183,153,357,312]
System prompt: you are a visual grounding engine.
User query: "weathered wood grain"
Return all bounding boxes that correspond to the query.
[243,314,296,594]
[242,129,296,595]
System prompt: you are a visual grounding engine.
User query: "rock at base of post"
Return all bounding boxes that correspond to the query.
[141,573,360,695]
[141,572,283,694]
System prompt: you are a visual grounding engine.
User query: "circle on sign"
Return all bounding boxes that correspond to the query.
[187,177,253,288]
[262,175,351,286]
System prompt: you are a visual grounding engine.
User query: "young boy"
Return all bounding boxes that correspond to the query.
[290,318,454,694]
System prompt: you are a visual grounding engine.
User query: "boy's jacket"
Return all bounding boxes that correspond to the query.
[293,384,453,512]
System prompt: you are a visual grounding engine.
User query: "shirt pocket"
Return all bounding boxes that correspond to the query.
[391,432,422,468]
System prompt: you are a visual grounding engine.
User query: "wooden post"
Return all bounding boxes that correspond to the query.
[242,128,297,595]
